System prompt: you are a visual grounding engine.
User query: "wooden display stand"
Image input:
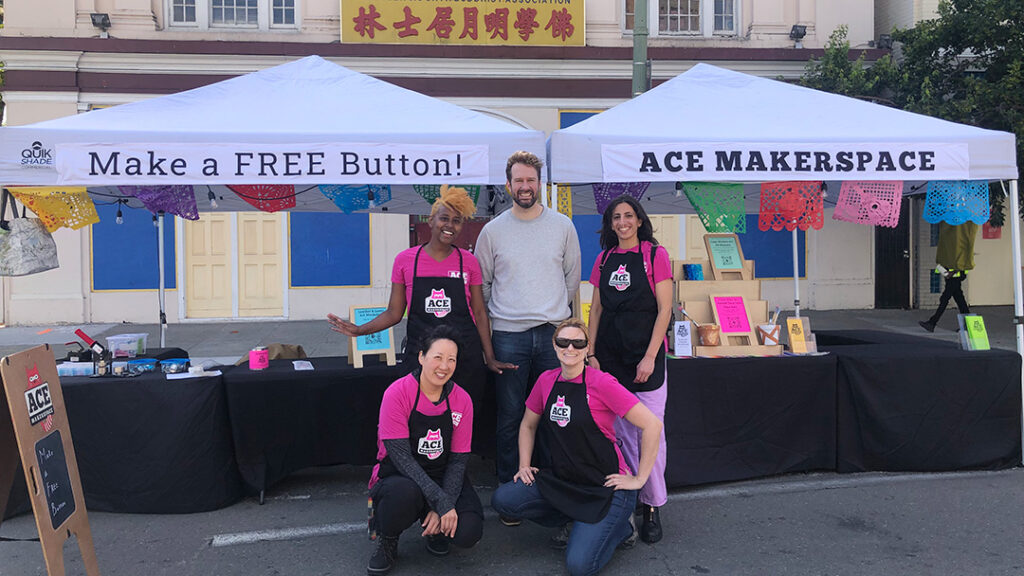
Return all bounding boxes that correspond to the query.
[675,235,782,357]
[0,345,100,576]
[346,306,397,369]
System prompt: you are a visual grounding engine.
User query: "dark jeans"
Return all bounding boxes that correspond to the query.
[491,479,637,576]
[492,324,559,483]
[371,474,483,548]
[928,275,969,325]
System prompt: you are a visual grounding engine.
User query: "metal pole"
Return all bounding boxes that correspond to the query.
[632,0,649,98]
[157,212,167,348]
[792,227,800,317]
[1006,180,1022,463]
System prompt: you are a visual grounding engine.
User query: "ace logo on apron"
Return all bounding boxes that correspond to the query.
[424,288,452,318]
[608,264,631,292]
[417,428,445,460]
[549,395,572,427]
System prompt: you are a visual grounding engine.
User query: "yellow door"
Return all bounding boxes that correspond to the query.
[238,212,284,317]
[184,213,232,318]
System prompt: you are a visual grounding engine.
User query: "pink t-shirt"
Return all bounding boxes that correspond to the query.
[391,246,482,313]
[370,373,474,488]
[588,241,672,290]
[525,366,639,475]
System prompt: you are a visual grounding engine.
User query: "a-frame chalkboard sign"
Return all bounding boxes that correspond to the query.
[0,344,100,576]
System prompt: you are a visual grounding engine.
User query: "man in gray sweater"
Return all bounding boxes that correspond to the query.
[475,150,582,491]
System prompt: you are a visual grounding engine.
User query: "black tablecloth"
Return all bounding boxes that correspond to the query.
[47,370,240,514]
[223,357,410,493]
[665,354,838,487]
[821,330,1022,473]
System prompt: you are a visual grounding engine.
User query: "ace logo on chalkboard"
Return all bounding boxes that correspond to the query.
[24,364,54,430]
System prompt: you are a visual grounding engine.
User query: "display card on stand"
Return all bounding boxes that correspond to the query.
[710,295,757,346]
[673,320,693,357]
[958,314,990,351]
[703,234,750,281]
[786,317,816,354]
[347,306,397,368]
[0,345,101,576]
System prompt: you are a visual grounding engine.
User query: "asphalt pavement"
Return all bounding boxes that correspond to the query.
[1,307,1022,576]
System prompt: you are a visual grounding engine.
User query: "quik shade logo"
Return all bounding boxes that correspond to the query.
[21,141,54,167]
[608,264,631,291]
[24,364,54,431]
[425,288,452,318]
[417,428,444,460]
[549,395,571,427]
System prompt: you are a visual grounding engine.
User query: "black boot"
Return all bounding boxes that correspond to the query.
[367,536,399,575]
[919,320,936,333]
[640,506,663,544]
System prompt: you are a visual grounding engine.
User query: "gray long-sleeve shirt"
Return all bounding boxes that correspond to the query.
[475,206,581,332]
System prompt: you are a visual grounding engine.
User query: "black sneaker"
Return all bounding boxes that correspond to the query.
[426,534,450,557]
[499,515,522,527]
[919,320,936,333]
[548,522,571,550]
[367,536,398,575]
[640,506,663,544]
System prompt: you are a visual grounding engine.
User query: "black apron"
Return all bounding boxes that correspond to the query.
[534,369,618,523]
[594,243,665,393]
[378,382,454,483]
[406,245,489,452]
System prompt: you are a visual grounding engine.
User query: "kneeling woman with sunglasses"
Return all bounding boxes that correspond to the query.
[491,319,662,576]
[367,325,483,575]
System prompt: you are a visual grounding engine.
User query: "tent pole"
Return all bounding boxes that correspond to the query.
[792,227,800,317]
[1007,180,1022,463]
[157,212,167,348]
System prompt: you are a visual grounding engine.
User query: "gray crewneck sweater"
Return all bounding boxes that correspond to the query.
[475,206,581,332]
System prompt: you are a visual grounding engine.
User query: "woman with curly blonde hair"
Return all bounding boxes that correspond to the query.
[329,185,514,450]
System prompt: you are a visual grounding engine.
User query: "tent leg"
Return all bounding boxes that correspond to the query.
[792,227,800,318]
[158,212,167,348]
[1008,180,1023,464]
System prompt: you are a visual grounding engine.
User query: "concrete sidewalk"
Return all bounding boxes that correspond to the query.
[0,305,1018,363]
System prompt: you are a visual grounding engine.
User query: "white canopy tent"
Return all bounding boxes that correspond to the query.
[549,63,1022,451]
[0,55,546,343]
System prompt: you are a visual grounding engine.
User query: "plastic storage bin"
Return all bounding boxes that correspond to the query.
[127,358,157,375]
[106,333,149,358]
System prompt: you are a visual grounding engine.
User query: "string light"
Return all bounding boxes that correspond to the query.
[115,200,124,224]
[208,189,219,209]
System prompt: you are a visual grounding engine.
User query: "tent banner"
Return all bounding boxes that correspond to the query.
[54,142,489,186]
[600,142,970,182]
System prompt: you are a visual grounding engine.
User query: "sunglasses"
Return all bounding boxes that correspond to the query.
[554,337,589,350]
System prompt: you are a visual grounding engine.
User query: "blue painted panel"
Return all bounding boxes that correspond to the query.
[92,203,176,290]
[573,214,604,280]
[736,214,806,278]
[290,213,370,287]
[560,111,598,129]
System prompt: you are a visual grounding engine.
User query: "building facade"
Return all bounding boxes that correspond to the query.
[4,0,1001,327]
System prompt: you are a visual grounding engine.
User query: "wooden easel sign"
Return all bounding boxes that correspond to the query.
[347,305,397,368]
[0,345,100,576]
[704,234,749,281]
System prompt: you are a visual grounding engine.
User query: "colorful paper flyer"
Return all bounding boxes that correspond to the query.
[963,314,990,351]
[712,296,750,333]
[787,317,807,354]
[353,306,391,352]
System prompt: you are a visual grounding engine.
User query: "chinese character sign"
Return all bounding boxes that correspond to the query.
[342,0,584,46]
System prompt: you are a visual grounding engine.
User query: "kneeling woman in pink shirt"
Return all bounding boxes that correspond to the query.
[491,319,662,576]
[366,325,482,575]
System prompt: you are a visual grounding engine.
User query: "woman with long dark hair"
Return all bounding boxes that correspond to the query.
[365,324,483,575]
[587,195,673,543]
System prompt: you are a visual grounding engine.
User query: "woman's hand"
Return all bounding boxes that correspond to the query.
[634,354,655,384]
[513,466,539,485]
[421,510,441,536]
[326,313,360,337]
[588,355,601,370]
[604,473,646,491]
[485,354,518,375]
[439,509,459,538]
